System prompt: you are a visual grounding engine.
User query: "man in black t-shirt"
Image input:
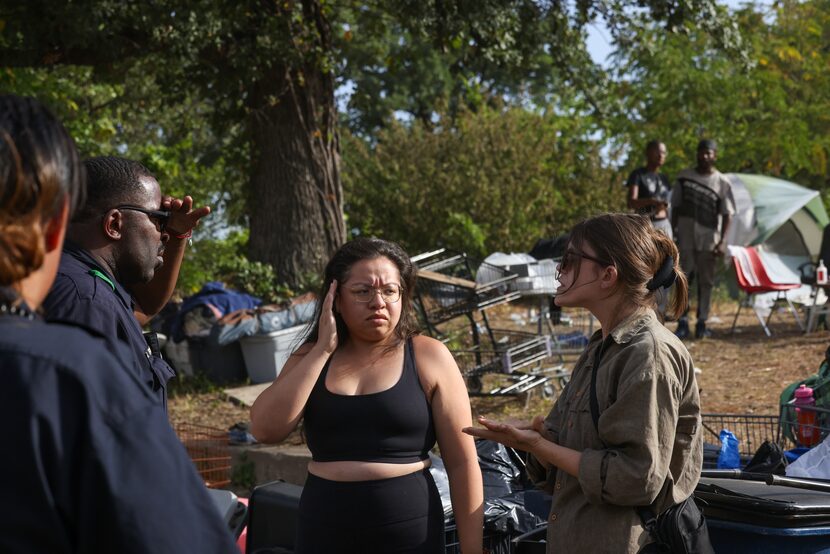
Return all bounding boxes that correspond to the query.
[625,140,672,239]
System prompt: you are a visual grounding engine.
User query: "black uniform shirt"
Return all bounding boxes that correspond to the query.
[42,241,175,408]
[0,314,238,554]
[625,167,672,218]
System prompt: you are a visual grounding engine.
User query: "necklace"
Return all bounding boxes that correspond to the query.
[0,301,36,321]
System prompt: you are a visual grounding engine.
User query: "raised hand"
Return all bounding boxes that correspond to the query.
[162,195,211,236]
[318,280,339,354]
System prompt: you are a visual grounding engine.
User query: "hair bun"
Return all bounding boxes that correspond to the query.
[646,255,676,291]
[0,222,43,285]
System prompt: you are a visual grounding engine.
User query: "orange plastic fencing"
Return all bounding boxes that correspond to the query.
[175,422,231,489]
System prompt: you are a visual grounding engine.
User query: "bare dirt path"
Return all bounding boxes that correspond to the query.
[168,301,830,435]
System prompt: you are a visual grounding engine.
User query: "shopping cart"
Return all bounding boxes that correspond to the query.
[703,406,830,459]
[413,249,521,337]
[701,413,781,458]
[413,249,562,398]
[779,402,830,449]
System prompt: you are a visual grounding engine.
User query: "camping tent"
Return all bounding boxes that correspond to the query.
[726,173,829,259]
[725,173,829,301]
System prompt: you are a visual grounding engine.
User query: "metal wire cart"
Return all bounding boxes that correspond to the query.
[702,404,830,461]
[412,249,568,398]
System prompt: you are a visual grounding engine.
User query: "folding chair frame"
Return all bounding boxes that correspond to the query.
[729,246,804,337]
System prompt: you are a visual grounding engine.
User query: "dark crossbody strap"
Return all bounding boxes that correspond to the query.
[588,341,658,530]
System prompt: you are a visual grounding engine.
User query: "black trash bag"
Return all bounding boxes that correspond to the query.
[430,440,544,535]
[743,440,788,475]
[482,490,546,535]
[428,453,454,518]
[477,439,527,498]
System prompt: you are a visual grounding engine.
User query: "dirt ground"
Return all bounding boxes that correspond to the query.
[168,300,830,439]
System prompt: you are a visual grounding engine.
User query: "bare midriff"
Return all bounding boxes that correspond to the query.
[308,459,431,482]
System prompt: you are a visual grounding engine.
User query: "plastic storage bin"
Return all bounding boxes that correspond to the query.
[187,336,247,384]
[240,324,306,384]
[696,477,830,553]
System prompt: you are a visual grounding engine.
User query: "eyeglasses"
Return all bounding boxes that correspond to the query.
[345,284,403,303]
[555,250,612,281]
[114,205,171,232]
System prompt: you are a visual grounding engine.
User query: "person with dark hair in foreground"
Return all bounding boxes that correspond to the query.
[43,155,210,409]
[0,95,238,553]
[464,214,705,553]
[250,237,484,554]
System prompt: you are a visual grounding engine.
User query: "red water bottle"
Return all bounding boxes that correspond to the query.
[794,384,819,447]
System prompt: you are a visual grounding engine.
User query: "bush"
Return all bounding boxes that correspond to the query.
[342,106,623,257]
[178,230,317,304]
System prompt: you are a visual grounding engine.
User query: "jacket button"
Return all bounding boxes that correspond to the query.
[550,513,557,521]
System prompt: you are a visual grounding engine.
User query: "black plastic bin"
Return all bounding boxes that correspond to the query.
[187,336,247,385]
[696,477,830,553]
[246,481,302,554]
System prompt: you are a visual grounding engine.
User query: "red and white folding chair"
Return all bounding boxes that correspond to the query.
[729,245,804,336]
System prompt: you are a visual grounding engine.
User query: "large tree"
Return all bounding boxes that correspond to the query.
[0,0,742,285]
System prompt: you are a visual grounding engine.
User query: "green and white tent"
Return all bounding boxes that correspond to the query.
[725,173,829,288]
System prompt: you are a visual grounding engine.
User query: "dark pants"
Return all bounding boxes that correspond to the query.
[680,249,716,323]
[296,469,445,554]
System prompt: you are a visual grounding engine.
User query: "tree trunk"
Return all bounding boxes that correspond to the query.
[247,1,345,289]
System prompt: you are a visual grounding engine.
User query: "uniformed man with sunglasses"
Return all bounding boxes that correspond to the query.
[43,156,209,410]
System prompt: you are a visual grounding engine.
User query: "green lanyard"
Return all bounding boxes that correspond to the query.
[88,269,116,292]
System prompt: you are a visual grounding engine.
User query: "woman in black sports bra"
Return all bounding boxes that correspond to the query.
[251,238,484,554]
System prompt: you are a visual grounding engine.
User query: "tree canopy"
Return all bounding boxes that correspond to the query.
[6,0,821,297]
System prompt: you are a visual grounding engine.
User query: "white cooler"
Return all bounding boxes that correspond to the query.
[240,324,307,384]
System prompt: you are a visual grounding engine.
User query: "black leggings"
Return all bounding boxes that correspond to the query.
[295,469,445,554]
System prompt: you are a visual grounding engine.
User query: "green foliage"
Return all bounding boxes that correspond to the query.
[342,106,623,256]
[338,0,746,136]
[224,258,293,306]
[610,0,830,200]
[0,63,248,228]
[177,230,319,304]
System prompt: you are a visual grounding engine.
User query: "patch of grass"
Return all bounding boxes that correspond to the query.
[167,373,226,398]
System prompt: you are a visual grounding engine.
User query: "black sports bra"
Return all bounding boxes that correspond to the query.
[303,338,436,463]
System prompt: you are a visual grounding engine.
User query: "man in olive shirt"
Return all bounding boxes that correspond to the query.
[671,139,735,339]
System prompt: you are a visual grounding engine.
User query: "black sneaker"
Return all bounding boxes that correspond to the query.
[675,319,690,339]
[695,321,712,339]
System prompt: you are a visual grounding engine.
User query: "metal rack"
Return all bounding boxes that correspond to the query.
[779,402,830,449]
[413,249,565,398]
[701,413,781,457]
[702,405,830,458]
[413,249,521,337]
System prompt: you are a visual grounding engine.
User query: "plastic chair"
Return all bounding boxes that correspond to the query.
[730,246,804,337]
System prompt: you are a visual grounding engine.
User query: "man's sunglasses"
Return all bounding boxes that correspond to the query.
[114,205,171,232]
